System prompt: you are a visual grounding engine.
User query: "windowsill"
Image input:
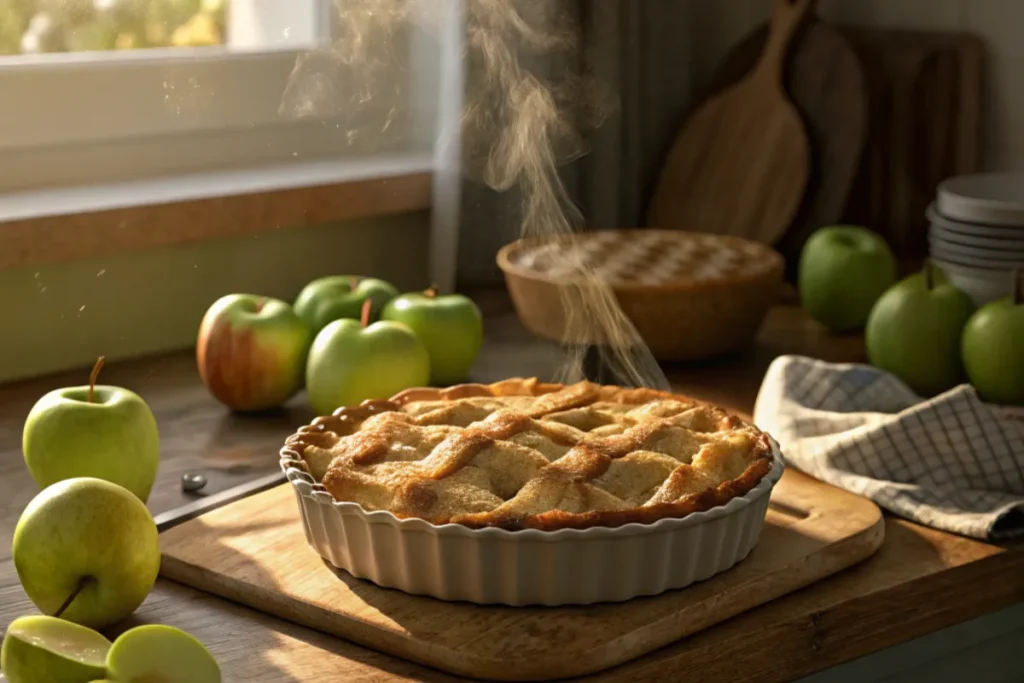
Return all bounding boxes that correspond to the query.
[0,153,434,270]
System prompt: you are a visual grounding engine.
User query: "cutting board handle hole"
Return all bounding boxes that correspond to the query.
[769,500,812,521]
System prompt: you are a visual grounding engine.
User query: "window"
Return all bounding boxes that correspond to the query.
[0,0,443,192]
[2,0,230,55]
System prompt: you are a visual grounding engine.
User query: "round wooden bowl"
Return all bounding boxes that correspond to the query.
[497,229,785,361]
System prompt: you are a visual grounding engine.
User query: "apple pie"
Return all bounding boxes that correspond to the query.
[283,378,775,531]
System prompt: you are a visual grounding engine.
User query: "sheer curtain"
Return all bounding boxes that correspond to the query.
[456,0,697,285]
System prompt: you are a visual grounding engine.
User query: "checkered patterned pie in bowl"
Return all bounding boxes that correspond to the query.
[280,379,783,605]
[497,230,785,360]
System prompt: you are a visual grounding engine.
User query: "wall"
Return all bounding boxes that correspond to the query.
[689,0,1024,173]
[455,0,1024,287]
[0,212,430,383]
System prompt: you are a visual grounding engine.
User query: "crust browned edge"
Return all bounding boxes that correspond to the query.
[279,378,776,532]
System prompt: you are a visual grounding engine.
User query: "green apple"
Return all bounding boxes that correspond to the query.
[103,625,220,683]
[799,226,898,332]
[962,274,1024,405]
[382,287,483,385]
[306,300,430,415]
[866,262,974,397]
[23,358,160,503]
[13,478,161,630]
[1,615,111,683]
[294,275,399,335]
[196,294,312,412]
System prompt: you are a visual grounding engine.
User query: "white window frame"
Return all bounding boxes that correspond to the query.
[0,0,441,191]
[429,0,463,294]
[0,0,463,291]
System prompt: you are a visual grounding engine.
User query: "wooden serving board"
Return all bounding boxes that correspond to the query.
[840,28,983,263]
[697,24,981,269]
[159,470,884,681]
[706,15,869,278]
[646,0,812,245]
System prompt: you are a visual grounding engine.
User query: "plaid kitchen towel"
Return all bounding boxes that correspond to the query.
[753,355,1024,540]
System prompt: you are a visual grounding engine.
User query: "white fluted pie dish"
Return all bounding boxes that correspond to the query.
[279,440,784,606]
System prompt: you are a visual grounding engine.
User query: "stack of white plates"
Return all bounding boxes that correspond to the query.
[928,173,1024,306]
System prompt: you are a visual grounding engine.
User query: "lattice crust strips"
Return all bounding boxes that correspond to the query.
[283,379,775,531]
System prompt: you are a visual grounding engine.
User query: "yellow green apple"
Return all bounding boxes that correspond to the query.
[962,273,1024,405]
[382,287,483,385]
[294,275,399,335]
[799,226,898,332]
[102,625,220,683]
[23,358,160,503]
[306,300,430,415]
[196,294,312,412]
[1,615,111,683]
[13,478,161,630]
[866,262,974,397]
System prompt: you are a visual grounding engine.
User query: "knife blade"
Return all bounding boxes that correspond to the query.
[154,470,288,533]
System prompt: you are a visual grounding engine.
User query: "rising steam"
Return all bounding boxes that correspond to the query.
[281,0,668,390]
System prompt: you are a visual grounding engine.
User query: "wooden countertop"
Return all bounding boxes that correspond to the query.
[1,297,1021,682]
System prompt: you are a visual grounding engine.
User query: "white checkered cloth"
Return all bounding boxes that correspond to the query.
[753,355,1024,540]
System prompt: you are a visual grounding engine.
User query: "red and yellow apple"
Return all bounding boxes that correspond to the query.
[196,294,312,412]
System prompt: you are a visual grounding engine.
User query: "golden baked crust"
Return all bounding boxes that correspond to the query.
[281,378,775,531]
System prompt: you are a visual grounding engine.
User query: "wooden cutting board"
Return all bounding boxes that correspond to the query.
[159,469,885,682]
[706,15,869,277]
[695,24,981,269]
[646,0,813,245]
[840,28,983,262]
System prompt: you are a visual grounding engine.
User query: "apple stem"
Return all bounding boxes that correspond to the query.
[923,259,935,291]
[360,298,372,328]
[88,356,105,404]
[424,284,439,299]
[53,577,91,619]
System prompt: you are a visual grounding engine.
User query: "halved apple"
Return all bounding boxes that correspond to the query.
[1,614,111,683]
[104,625,220,682]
